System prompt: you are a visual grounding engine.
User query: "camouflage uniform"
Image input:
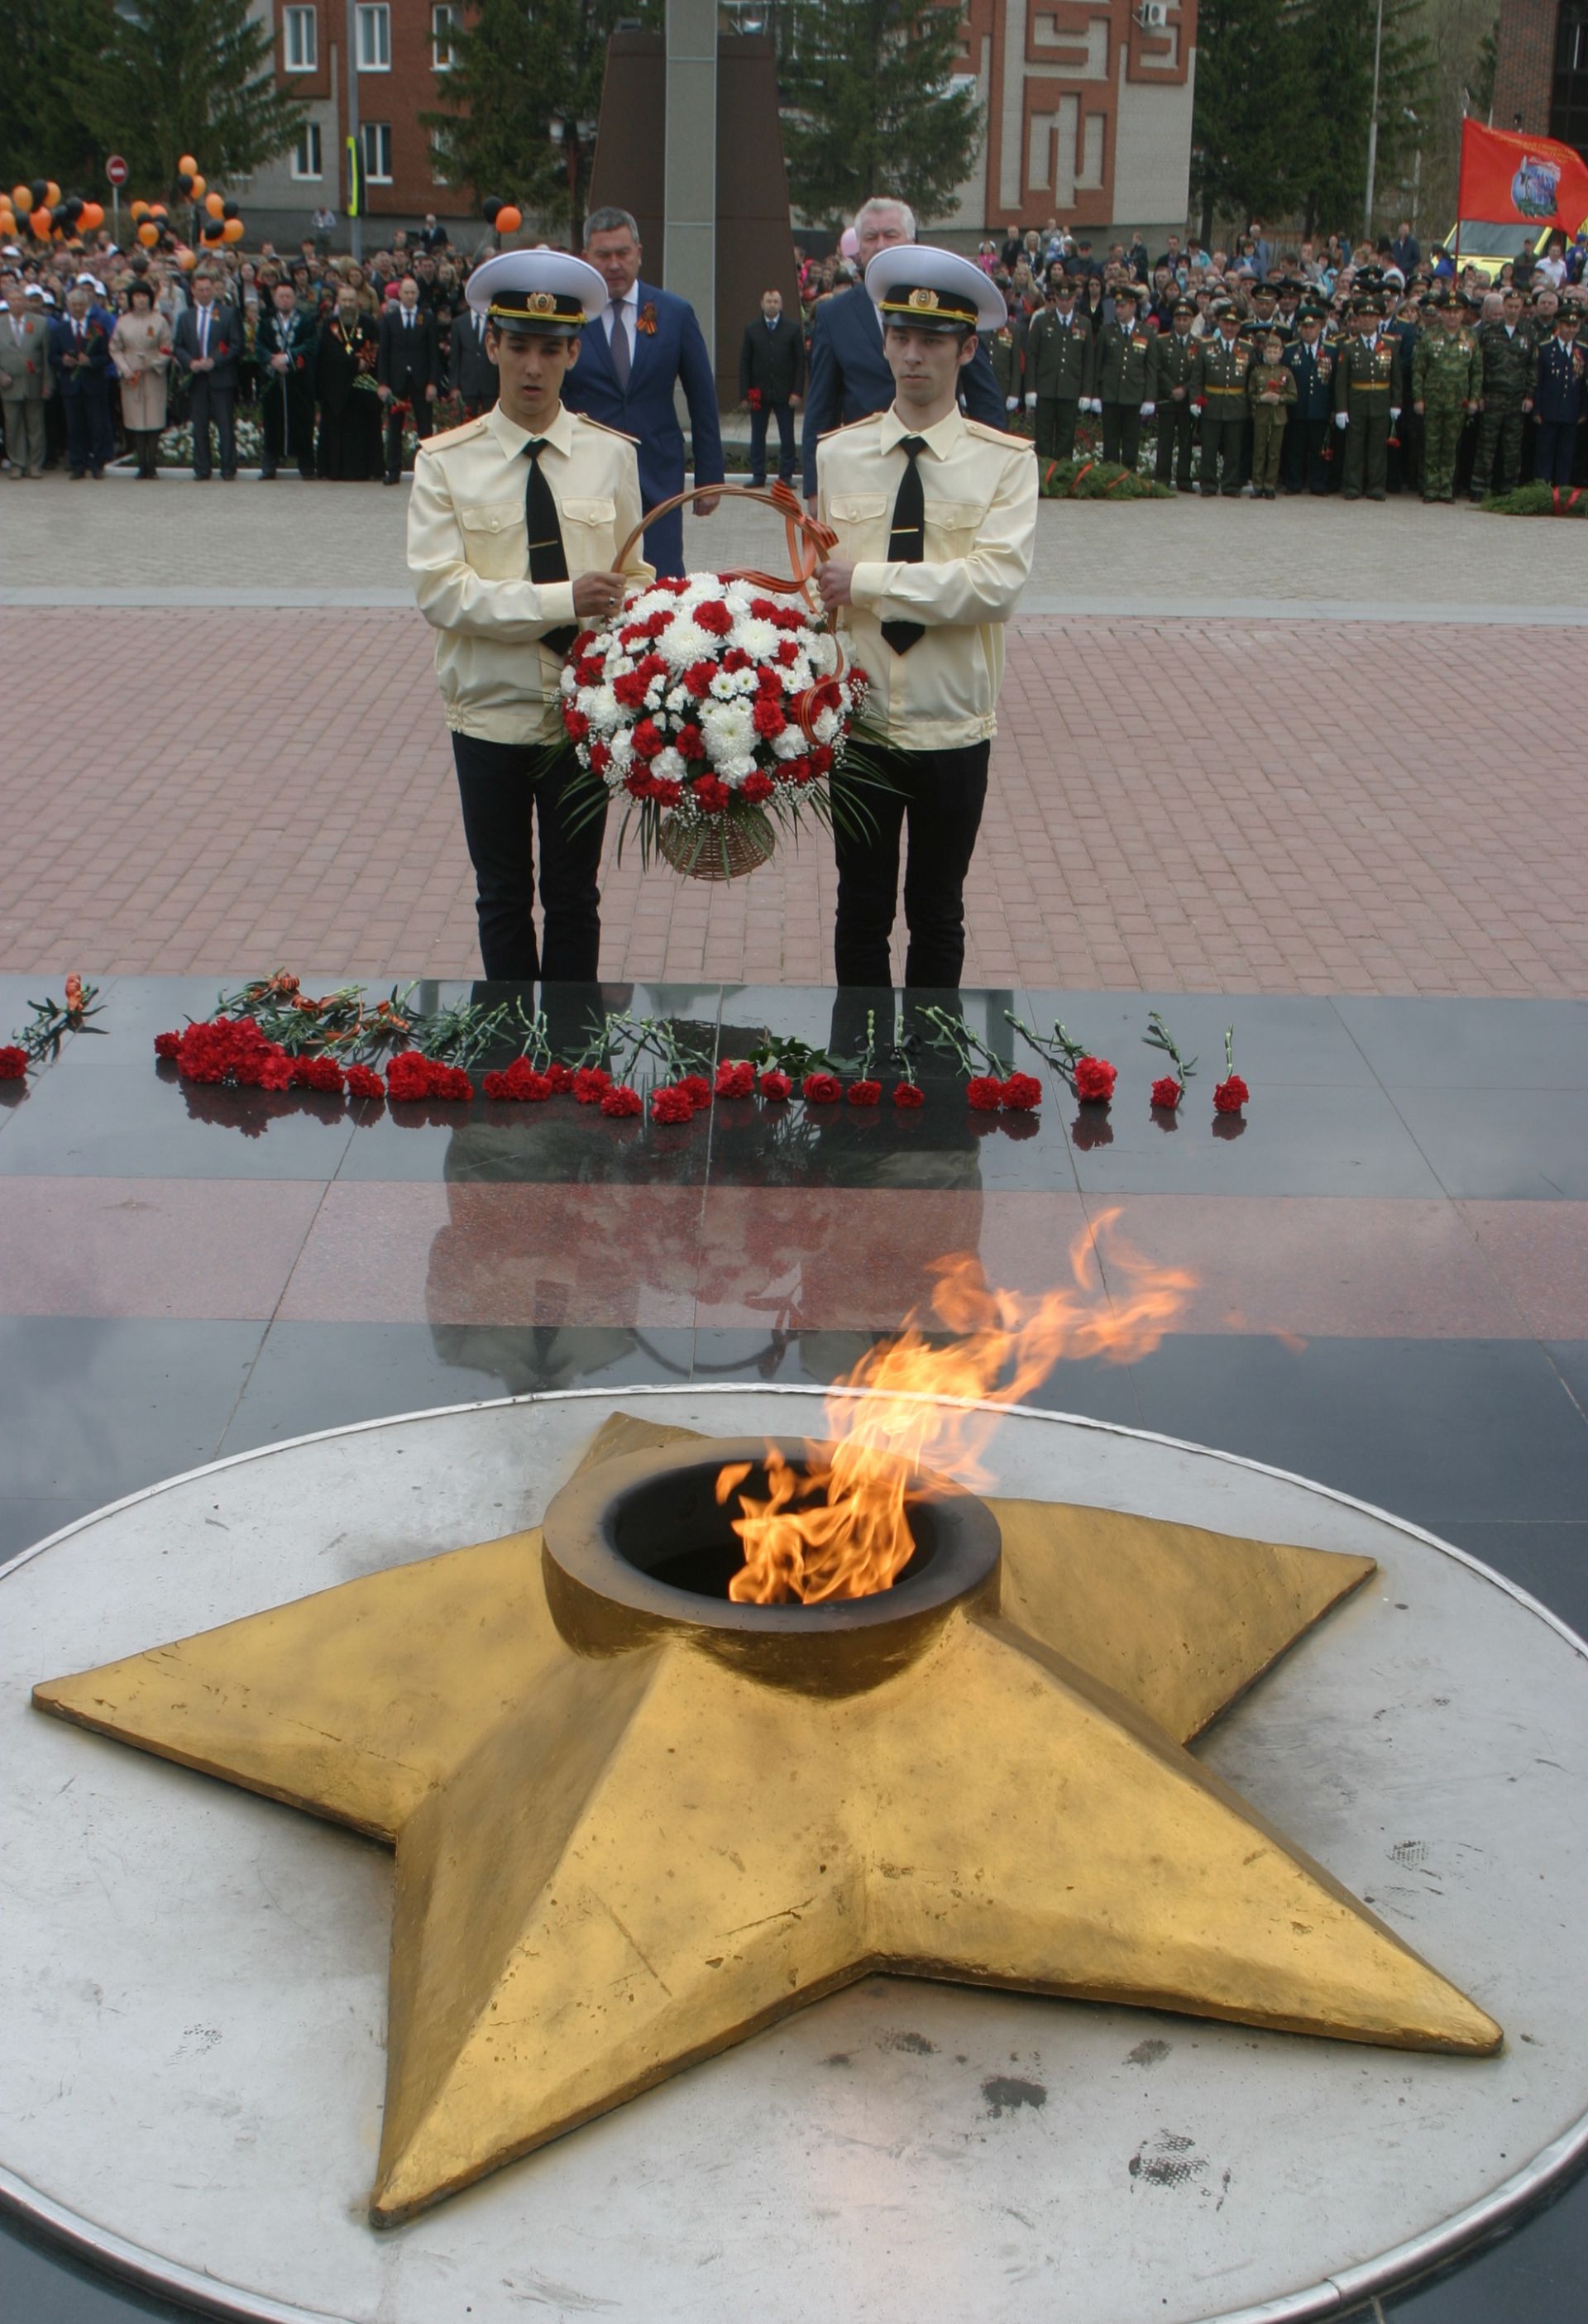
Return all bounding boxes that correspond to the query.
[1413,310,1481,503]
[1471,316,1535,499]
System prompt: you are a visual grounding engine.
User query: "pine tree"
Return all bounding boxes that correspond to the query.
[1189,0,1313,241]
[423,0,660,243]
[85,0,307,189]
[1293,0,1430,237]
[778,0,983,229]
[0,0,116,184]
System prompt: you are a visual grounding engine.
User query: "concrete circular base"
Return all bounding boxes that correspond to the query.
[2,1386,1586,2324]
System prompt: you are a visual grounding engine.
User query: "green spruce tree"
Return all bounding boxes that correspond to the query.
[0,0,116,184]
[1294,0,1430,237]
[778,0,983,229]
[86,0,306,190]
[1189,0,1312,242]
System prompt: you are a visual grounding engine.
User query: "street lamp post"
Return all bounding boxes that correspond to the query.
[346,0,363,262]
[1363,0,1385,243]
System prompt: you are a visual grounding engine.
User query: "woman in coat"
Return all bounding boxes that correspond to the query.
[110,280,174,477]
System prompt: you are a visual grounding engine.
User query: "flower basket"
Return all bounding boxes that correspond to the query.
[559,482,869,882]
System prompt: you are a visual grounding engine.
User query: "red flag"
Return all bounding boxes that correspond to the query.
[1456,119,1588,234]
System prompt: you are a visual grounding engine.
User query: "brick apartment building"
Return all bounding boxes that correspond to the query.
[1492,0,1588,156]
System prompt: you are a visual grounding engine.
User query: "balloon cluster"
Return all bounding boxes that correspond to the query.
[0,153,248,251]
[481,196,524,236]
[2,179,106,242]
[176,155,246,243]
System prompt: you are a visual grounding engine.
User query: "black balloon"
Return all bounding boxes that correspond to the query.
[222,198,238,219]
[481,197,503,224]
[177,172,194,195]
[203,218,223,240]
[64,194,84,221]
[29,178,47,208]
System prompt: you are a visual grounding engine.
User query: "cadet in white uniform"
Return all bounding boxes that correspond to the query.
[408,249,651,983]
[817,245,1036,990]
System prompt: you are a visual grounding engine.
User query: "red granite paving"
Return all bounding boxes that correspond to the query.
[3,608,1586,996]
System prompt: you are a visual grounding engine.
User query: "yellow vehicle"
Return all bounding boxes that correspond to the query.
[1437,218,1586,283]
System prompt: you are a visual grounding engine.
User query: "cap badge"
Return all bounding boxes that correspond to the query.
[907,287,940,311]
[528,291,557,317]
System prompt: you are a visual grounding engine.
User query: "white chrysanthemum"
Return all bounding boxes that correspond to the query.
[559,664,578,697]
[782,659,813,692]
[658,619,713,667]
[720,753,758,785]
[700,700,755,764]
[812,706,840,744]
[806,630,839,675]
[722,580,756,614]
[664,686,691,715]
[707,669,740,701]
[624,589,670,624]
[651,745,686,783]
[588,685,624,735]
[771,723,806,762]
[735,617,777,659]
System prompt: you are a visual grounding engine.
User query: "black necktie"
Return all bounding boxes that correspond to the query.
[880,435,927,658]
[525,439,576,655]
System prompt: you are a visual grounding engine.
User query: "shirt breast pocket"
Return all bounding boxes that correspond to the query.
[826,490,891,555]
[457,499,525,578]
[557,495,619,562]
[925,498,986,557]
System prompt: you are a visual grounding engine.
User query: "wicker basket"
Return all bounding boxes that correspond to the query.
[658,806,777,883]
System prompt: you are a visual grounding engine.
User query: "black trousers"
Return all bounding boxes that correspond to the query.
[63,384,112,476]
[1034,395,1080,462]
[1200,411,1245,494]
[189,377,236,478]
[833,741,989,989]
[749,399,796,485]
[451,734,606,982]
[1534,419,1580,487]
[1155,398,1197,485]
[1101,402,1141,468]
[261,380,315,477]
[384,394,433,480]
[1284,415,1333,494]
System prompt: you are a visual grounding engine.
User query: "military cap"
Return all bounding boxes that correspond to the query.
[1353,294,1385,317]
[1172,296,1196,316]
[1427,287,1451,308]
[1112,280,1140,301]
[867,242,1007,334]
[466,247,606,337]
[1295,302,1327,323]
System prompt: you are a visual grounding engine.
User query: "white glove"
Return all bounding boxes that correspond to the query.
[1025,392,1036,409]
[1141,401,1155,418]
[1086,397,1102,414]
[1390,406,1401,423]
[1006,395,1019,411]
[1334,411,1349,431]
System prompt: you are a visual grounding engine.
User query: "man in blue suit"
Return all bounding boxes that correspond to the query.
[561,204,725,578]
[801,197,1005,507]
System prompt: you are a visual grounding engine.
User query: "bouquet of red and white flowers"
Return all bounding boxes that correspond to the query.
[559,575,870,881]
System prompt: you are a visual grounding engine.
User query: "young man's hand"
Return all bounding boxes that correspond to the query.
[817,557,855,610]
[572,570,629,618]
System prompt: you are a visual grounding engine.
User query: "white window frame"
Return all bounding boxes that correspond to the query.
[291,122,324,179]
[356,2,390,70]
[431,3,457,68]
[284,5,317,70]
[361,121,393,182]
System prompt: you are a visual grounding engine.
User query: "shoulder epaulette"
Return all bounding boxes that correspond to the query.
[816,414,878,442]
[575,414,641,444]
[964,416,1035,450]
[421,415,488,452]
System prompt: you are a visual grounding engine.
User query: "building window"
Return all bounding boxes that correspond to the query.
[291,122,324,179]
[432,3,457,67]
[356,2,390,69]
[284,5,317,69]
[361,121,394,182]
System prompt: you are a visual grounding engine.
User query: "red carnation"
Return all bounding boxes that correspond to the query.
[740,772,775,803]
[752,698,787,739]
[809,744,834,774]
[682,661,716,696]
[677,1074,714,1112]
[562,705,591,742]
[649,776,682,806]
[693,776,732,813]
[429,1062,473,1102]
[651,1083,695,1123]
[999,1072,1043,1112]
[1150,1077,1182,1110]
[344,1064,385,1100]
[758,1069,792,1101]
[589,739,611,776]
[482,1059,552,1102]
[756,666,783,696]
[749,596,777,619]
[382,1050,433,1101]
[776,638,800,667]
[722,647,750,673]
[1074,1054,1117,1103]
[0,1045,26,1080]
[631,719,665,760]
[600,1083,643,1117]
[676,724,706,761]
[847,1078,881,1107]
[544,1063,576,1093]
[892,1080,925,1109]
[152,1030,181,1059]
[715,1059,755,1098]
[618,621,649,647]
[966,1075,1003,1112]
[694,599,733,636]
[290,1054,346,1093]
[613,668,652,708]
[1213,1074,1250,1113]
[624,771,653,800]
[573,1065,612,1105]
[802,1071,841,1104]
[785,756,814,784]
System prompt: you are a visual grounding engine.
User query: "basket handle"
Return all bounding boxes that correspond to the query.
[615,481,838,605]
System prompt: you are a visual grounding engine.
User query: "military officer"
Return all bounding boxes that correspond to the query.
[1022,275,1093,462]
[408,249,650,983]
[1191,300,1251,497]
[986,292,1026,417]
[1471,285,1535,500]
[1093,282,1155,470]
[1412,289,1481,503]
[1533,305,1586,485]
[1332,297,1399,501]
[816,245,1036,991]
[1280,304,1336,494]
[1151,296,1200,490]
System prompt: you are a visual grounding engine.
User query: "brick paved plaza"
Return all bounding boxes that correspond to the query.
[2,476,1585,992]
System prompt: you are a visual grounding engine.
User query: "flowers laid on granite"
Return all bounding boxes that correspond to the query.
[715,1059,757,1099]
[153,974,508,1106]
[925,1008,1045,1112]
[1213,1026,1250,1115]
[2,976,105,1080]
[892,1079,925,1109]
[802,1070,842,1105]
[559,573,871,881]
[1143,1011,1197,1112]
[1007,1013,1114,1103]
[758,1069,792,1102]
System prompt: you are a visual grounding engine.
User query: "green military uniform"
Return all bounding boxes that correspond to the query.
[1333,305,1399,500]
[987,313,1026,417]
[1246,349,1297,495]
[1024,290,1093,463]
[1094,296,1155,469]
[1413,299,1481,502]
[1152,299,1200,489]
[1471,312,1536,499]
[1192,320,1252,496]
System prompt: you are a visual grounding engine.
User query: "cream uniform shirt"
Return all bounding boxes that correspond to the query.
[817,404,1037,748]
[408,399,651,746]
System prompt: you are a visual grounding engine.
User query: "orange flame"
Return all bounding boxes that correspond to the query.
[719,1211,1194,1605]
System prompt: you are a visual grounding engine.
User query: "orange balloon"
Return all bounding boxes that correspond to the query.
[80,201,104,230]
[130,198,149,221]
[495,205,522,234]
[189,175,206,201]
[222,216,245,242]
[0,211,15,238]
[137,220,160,246]
[45,181,61,208]
[151,202,167,218]
[205,191,224,218]
[178,246,198,270]
[30,208,50,237]
[178,153,198,175]
[11,184,29,213]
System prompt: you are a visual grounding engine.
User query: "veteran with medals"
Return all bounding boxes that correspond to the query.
[408,251,650,983]
[817,247,1037,990]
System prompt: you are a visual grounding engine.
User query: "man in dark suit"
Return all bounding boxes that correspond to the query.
[49,282,113,478]
[256,279,318,480]
[1280,304,1337,494]
[738,286,804,486]
[448,300,497,418]
[561,203,725,577]
[172,270,242,479]
[376,274,441,484]
[801,195,1005,506]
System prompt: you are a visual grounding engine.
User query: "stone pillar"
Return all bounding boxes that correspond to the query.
[664,0,718,373]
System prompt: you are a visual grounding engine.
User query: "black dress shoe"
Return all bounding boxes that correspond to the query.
[383,473,399,485]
